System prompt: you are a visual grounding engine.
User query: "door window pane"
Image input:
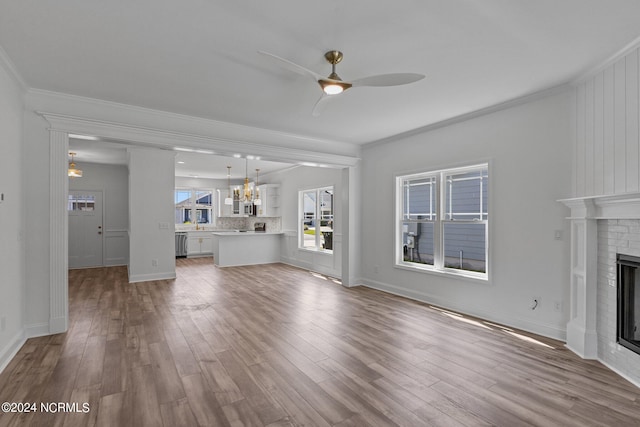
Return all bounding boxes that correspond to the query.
[302,190,317,249]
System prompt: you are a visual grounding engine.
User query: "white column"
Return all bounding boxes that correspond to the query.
[341,164,361,287]
[49,130,69,333]
[560,198,598,358]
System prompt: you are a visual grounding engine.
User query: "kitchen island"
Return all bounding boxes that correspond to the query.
[211,231,283,267]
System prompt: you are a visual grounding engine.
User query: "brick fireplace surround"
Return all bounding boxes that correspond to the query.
[560,193,640,387]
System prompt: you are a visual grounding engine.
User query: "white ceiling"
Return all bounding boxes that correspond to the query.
[3,1,640,147]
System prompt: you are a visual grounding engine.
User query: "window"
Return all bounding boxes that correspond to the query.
[68,193,95,211]
[397,164,488,279]
[175,188,214,225]
[300,186,334,252]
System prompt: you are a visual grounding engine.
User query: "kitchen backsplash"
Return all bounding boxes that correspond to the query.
[177,217,281,232]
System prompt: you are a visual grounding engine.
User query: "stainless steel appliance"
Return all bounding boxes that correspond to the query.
[175,232,188,257]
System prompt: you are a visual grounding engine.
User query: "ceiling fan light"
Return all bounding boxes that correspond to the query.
[323,84,344,95]
[319,78,352,96]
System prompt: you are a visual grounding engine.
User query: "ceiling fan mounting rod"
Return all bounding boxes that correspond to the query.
[325,50,344,81]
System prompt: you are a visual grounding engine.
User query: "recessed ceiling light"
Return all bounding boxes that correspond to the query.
[233,154,242,158]
[68,134,98,141]
[177,161,185,164]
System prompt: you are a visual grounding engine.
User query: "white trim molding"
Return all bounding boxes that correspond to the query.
[0,44,27,91]
[0,331,26,375]
[49,130,69,334]
[559,192,640,359]
[38,111,359,168]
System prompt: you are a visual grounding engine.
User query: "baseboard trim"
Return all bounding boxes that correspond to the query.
[0,330,26,374]
[599,359,640,389]
[128,271,177,283]
[361,277,567,342]
[279,258,340,280]
[24,322,51,339]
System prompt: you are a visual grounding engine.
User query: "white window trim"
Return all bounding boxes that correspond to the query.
[175,187,216,225]
[395,163,489,281]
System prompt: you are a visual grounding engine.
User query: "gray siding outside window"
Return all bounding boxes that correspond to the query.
[399,164,488,276]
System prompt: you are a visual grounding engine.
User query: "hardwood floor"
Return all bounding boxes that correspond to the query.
[1,258,639,426]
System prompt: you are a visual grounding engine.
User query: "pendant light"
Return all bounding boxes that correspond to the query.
[224,166,233,205]
[68,152,83,178]
[243,158,252,202]
[253,169,262,205]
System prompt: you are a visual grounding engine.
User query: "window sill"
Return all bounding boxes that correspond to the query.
[394,262,489,283]
[298,247,334,255]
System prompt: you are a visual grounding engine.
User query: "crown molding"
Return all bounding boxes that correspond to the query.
[572,34,640,85]
[37,111,360,168]
[0,45,27,91]
[27,88,361,159]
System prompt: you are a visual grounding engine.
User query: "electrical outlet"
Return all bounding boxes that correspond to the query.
[554,230,563,240]
[152,259,158,267]
[554,301,562,312]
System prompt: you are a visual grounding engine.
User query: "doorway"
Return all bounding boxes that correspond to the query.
[68,190,104,268]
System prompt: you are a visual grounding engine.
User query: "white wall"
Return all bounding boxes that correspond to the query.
[0,55,26,371]
[360,90,573,340]
[573,46,640,198]
[269,165,344,278]
[128,147,176,282]
[69,162,129,266]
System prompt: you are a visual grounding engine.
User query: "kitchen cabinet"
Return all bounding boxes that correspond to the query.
[211,231,283,267]
[256,184,280,217]
[187,231,213,257]
[218,189,249,217]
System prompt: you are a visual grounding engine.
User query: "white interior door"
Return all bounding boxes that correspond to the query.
[68,190,103,268]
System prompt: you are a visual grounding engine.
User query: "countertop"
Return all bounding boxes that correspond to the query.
[211,231,284,236]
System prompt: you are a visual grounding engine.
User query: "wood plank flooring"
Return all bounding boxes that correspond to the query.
[1,257,639,426]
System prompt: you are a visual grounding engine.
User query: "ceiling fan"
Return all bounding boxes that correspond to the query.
[259,50,425,116]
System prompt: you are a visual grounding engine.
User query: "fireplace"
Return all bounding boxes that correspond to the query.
[560,194,640,387]
[618,254,640,356]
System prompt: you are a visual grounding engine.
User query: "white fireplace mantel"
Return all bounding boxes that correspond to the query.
[559,192,640,220]
[558,192,640,359]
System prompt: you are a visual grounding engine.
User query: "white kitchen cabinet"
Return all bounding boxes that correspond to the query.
[256,184,280,217]
[187,231,213,257]
[218,188,248,217]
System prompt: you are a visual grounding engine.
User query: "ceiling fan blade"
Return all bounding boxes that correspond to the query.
[312,94,334,117]
[350,73,425,88]
[258,50,321,81]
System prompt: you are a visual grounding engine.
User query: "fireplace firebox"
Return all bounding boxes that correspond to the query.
[617,254,640,356]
